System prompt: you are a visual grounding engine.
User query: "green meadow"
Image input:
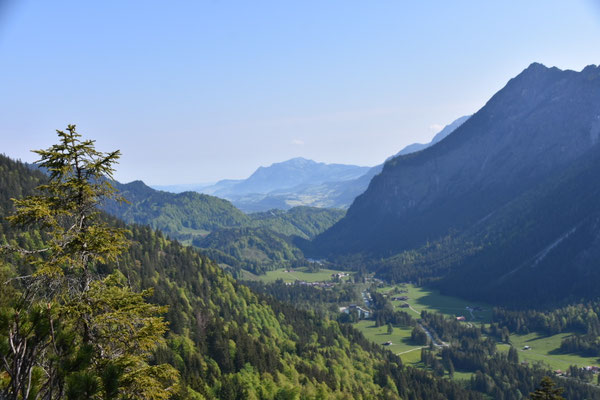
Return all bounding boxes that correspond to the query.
[249,266,353,283]
[351,283,494,365]
[250,274,600,375]
[349,282,600,381]
[353,321,422,364]
[380,283,493,323]
[498,332,600,371]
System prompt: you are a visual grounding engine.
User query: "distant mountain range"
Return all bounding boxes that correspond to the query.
[152,116,470,212]
[153,158,369,197]
[210,158,370,196]
[310,63,600,306]
[152,158,370,211]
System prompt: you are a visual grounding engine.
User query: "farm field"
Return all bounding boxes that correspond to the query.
[353,321,422,365]
[247,273,600,377]
[498,332,600,371]
[249,266,353,283]
[351,283,497,366]
[380,283,493,323]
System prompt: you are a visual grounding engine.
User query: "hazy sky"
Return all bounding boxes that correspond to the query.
[1,1,599,184]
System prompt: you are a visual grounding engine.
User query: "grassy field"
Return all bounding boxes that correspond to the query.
[353,320,423,365]
[249,273,600,375]
[497,332,600,371]
[382,284,600,371]
[350,283,495,366]
[380,283,493,323]
[358,284,600,374]
[353,316,474,379]
[249,266,353,283]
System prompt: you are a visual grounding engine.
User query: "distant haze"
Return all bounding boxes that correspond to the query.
[0,1,599,184]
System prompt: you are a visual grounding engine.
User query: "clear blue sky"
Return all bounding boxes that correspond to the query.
[1,1,599,184]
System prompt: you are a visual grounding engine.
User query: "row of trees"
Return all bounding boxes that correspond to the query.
[493,303,600,336]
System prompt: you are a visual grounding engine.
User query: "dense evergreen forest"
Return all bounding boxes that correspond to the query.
[193,227,304,275]
[244,280,362,317]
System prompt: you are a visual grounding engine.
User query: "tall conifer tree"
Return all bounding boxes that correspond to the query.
[0,125,179,399]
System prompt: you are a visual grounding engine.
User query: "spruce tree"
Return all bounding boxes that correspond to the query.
[529,376,565,400]
[0,125,179,399]
[508,346,519,363]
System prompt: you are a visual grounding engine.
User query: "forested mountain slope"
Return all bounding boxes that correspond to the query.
[193,227,305,274]
[313,63,600,258]
[107,180,251,235]
[433,143,600,305]
[248,207,346,239]
[364,141,600,306]
[106,180,343,240]
[102,180,344,273]
[0,153,481,399]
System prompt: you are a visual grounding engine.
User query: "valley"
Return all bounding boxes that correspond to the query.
[5,63,600,399]
[96,63,600,398]
[379,284,493,323]
[3,2,600,399]
[243,262,600,384]
[354,322,418,362]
